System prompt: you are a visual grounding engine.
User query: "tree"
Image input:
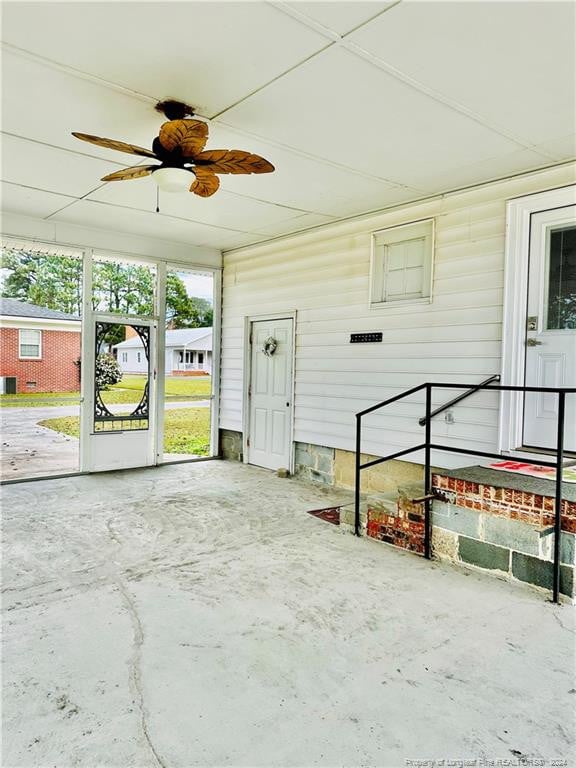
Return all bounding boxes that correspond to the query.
[92,260,154,315]
[166,272,213,328]
[0,248,82,315]
[1,248,213,329]
[189,296,213,327]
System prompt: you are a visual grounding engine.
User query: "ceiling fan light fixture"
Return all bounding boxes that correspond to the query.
[152,167,193,193]
[72,105,274,199]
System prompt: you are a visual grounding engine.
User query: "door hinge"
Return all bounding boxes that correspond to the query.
[247,438,250,447]
[248,384,252,397]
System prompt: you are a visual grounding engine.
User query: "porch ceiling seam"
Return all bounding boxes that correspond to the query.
[44,193,276,238]
[2,43,416,190]
[222,161,576,255]
[2,29,564,166]
[208,0,403,120]
[1,131,138,169]
[0,180,302,239]
[206,119,423,189]
[1,42,160,107]
[244,1,561,160]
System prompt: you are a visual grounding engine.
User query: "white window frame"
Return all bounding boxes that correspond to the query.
[19,328,42,359]
[370,219,434,308]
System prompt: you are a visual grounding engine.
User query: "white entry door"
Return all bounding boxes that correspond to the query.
[247,318,293,471]
[523,206,576,452]
[81,315,157,472]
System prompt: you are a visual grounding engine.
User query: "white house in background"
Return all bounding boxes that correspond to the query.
[114,328,212,376]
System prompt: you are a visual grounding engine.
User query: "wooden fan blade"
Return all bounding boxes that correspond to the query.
[72,132,156,159]
[194,149,274,174]
[190,167,220,197]
[159,119,209,156]
[101,165,157,182]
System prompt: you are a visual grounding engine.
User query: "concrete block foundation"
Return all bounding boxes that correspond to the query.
[432,470,576,598]
[294,442,334,486]
[219,429,243,462]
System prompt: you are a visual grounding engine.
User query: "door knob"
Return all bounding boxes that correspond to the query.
[526,338,543,346]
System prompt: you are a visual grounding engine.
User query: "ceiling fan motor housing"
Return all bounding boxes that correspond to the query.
[152,136,191,167]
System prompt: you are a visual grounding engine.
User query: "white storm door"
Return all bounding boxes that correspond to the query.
[248,318,293,471]
[82,316,157,472]
[523,207,576,452]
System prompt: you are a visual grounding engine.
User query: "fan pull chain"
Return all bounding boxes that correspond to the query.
[156,186,160,214]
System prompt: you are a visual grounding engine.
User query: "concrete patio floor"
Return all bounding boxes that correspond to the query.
[0,400,211,480]
[1,461,574,768]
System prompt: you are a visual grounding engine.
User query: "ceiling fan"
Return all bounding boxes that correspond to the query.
[72,100,275,198]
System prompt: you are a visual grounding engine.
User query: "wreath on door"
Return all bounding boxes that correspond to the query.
[262,336,278,357]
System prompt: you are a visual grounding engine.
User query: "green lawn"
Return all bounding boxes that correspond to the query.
[0,390,81,407]
[0,375,211,408]
[115,375,211,398]
[39,406,210,456]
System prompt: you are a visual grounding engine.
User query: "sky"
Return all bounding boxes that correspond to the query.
[173,269,213,302]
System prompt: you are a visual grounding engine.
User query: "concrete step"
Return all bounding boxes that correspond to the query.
[397,482,426,501]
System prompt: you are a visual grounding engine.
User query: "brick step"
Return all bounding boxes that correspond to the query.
[430,466,575,598]
[432,468,576,533]
[366,484,427,555]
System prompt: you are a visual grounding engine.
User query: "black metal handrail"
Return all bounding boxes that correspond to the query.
[354,382,576,604]
[418,374,500,426]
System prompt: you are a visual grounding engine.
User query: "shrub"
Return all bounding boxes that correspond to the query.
[96,353,123,390]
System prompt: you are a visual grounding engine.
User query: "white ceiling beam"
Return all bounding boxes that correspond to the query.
[1,212,222,267]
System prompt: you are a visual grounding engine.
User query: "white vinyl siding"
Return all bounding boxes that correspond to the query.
[19,329,41,358]
[371,219,433,305]
[219,164,576,466]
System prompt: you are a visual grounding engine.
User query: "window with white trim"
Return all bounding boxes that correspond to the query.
[19,329,42,359]
[122,352,128,363]
[370,219,434,307]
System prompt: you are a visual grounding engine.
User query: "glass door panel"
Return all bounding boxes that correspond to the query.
[545,226,576,330]
[0,239,83,481]
[94,321,151,432]
[161,267,214,463]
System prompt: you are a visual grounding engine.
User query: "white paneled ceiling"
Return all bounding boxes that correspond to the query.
[1,1,574,251]
[348,1,576,148]
[281,2,397,35]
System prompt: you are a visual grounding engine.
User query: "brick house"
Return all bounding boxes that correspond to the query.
[0,298,81,393]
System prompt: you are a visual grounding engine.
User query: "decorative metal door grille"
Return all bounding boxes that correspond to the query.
[94,322,150,432]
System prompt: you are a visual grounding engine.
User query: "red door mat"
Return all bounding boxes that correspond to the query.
[306,507,341,525]
[489,461,576,483]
